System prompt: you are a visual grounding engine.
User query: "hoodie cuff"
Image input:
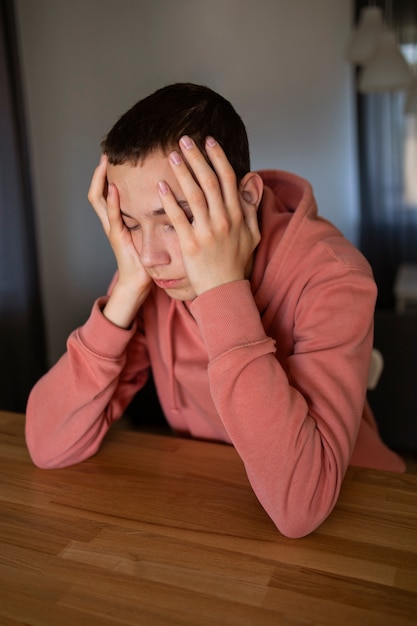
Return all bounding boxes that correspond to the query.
[74,296,137,359]
[190,280,274,362]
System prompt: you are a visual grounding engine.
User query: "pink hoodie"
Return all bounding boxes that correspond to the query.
[26,170,405,537]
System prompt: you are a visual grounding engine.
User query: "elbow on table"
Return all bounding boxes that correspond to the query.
[26,426,99,469]
[275,511,330,539]
[25,404,104,469]
[25,421,83,470]
[269,455,344,538]
[26,438,88,469]
[25,432,63,469]
[28,449,60,470]
[25,399,60,468]
[267,483,339,538]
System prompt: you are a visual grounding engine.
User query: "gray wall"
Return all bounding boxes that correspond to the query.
[16,0,358,364]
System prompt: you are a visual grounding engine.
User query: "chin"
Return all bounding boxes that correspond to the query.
[164,287,197,302]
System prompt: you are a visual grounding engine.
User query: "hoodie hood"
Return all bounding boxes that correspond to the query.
[252,170,343,311]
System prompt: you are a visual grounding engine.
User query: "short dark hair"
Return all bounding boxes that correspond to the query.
[101,83,250,181]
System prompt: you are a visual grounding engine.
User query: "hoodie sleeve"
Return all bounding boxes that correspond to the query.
[190,266,378,538]
[25,296,149,469]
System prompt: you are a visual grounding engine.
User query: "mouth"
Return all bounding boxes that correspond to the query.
[152,277,186,290]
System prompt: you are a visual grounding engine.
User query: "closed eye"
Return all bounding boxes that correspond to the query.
[120,200,193,231]
[123,221,140,231]
[120,211,140,231]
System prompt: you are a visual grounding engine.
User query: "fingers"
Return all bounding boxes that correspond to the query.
[106,183,125,236]
[202,137,239,212]
[157,180,197,249]
[88,154,125,239]
[169,136,226,225]
[192,138,260,239]
[167,136,252,231]
[161,135,258,240]
[88,154,110,233]
[88,154,108,206]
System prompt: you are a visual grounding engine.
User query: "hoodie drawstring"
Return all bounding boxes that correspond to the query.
[166,299,180,414]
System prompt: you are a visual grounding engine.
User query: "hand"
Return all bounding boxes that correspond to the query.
[157,136,262,296]
[88,155,152,327]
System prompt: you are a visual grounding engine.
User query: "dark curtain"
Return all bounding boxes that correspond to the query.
[356,0,417,308]
[355,1,417,452]
[0,0,46,412]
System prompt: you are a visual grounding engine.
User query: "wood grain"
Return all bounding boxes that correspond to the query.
[1,411,416,625]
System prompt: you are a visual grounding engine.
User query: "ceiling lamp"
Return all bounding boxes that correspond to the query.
[345,6,384,64]
[358,29,413,93]
[404,42,417,115]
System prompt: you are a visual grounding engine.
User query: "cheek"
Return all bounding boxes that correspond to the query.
[130,230,142,251]
[167,234,185,266]
[131,228,184,263]
[167,231,182,254]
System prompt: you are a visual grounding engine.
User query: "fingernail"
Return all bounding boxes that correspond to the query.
[180,135,194,150]
[100,153,106,164]
[206,136,217,148]
[170,151,182,165]
[158,180,168,195]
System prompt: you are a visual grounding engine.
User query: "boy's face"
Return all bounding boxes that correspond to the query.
[107,151,198,301]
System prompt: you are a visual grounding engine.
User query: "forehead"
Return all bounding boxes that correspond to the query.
[107,150,171,188]
[106,150,184,213]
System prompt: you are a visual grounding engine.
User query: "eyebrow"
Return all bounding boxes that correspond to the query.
[120,201,190,220]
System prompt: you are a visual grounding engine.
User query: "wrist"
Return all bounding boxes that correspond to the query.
[193,269,246,297]
[193,255,254,296]
[103,281,150,329]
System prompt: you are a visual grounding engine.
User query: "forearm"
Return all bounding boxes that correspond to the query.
[206,342,351,538]
[25,297,148,468]
[88,155,153,330]
[191,279,373,538]
[26,352,119,468]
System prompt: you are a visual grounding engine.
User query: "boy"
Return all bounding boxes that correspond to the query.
[26,83,405,538]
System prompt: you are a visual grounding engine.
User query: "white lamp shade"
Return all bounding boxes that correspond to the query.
[405,79,417,115]
[358,30,413,93]
[345,6,385,64]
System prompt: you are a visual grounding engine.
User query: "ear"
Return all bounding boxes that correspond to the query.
[239,172,264,210]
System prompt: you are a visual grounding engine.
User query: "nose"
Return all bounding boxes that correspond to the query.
[138,231,171,269]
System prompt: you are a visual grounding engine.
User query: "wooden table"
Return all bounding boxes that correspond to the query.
[1,411,417,625]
